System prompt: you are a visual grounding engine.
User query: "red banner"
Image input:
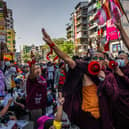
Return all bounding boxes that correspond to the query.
[106,19,120,40]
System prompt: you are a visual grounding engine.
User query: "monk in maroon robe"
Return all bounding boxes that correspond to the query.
[42,29,119,129]
[112,52,129,129]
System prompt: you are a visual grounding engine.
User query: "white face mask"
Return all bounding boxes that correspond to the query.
[98,76,105,81]
[116,59,126,67]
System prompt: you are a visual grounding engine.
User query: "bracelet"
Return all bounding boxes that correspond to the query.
[49,42,55,48]
[31,59,36,64]
[53,120,62,129]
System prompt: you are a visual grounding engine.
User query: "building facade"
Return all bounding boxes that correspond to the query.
[0,0,7,44]
[0,0,16,61]
[6,9,16,53]
[0,0,8,61]
[66,2,88,55]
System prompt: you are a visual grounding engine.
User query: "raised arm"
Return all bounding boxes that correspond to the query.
[28,51,36,79]
[0,99,13,117]
[42,29,76,69]
[115,20,129,50]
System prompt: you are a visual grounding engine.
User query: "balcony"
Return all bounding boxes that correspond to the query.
[83,21,88,24]
[76,21,81,26]
[81,35,88,38]
[88,0,97,6]
[89,13,96,21]
[88,23,97,31]
[77,32,82,38]
[76,20,88,26]
[77,27,81,33]
[67,29,72,33]
[76,12,87,19]
[89,32,98,38]
[88,3,96,13]
[77,26,88,33]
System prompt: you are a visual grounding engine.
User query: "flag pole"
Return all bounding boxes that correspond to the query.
[124,12,129,24]
[119,0,129,23]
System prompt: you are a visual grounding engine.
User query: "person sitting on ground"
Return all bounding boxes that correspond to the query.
[0,98,16,120]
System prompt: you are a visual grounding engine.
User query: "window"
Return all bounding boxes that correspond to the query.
[8,32,11,34]
[7,41,11,43]
[112,44,121,52]
[8,36,11,39]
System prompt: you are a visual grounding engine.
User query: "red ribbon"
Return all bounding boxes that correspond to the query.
[27,59,36,68]
[46,43,58,61]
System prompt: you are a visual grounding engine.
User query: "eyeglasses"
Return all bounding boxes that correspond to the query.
[92,56,104,61]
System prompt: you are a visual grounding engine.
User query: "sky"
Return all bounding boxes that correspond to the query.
[5,0,85,52]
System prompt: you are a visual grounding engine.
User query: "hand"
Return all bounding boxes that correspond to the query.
[10,116,17,120]
[58,92,62,98]
[115,67,124,77]
[8,98,13,105]
[42,28,53,45]
[104,59,109,66]
[98,70,105,79]
[58,96,65,105]
[20,104,25,109]
[30,51,36,61]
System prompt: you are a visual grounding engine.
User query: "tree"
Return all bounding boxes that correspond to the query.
[60,40,75,57]
[22,53,30,63]
[52,38,74,57]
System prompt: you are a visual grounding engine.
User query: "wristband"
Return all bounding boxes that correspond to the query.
[53,120,62,129]
[49,42,55,48]
[31,59,36,64]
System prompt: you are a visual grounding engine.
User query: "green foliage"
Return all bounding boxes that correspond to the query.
[22,53,31,63]
[52,38,74,57]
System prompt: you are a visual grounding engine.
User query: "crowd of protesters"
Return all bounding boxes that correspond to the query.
[0,56,68,128]
[0,17,129,129]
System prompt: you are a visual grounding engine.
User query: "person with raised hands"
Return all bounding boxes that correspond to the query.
[26,51,47,129]
[0,98,13,117]
[112,51,129,129]
[42,28,119,129]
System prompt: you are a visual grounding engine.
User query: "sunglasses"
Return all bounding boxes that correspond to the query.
[92,56,104,61]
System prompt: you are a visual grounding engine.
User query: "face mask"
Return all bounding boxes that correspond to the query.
[116,59,126,67]
[98,76,105,81]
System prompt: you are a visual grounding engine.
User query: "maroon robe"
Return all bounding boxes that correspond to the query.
[63,60,119,129]
[26,76,47,110]
[113,63,129,129]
